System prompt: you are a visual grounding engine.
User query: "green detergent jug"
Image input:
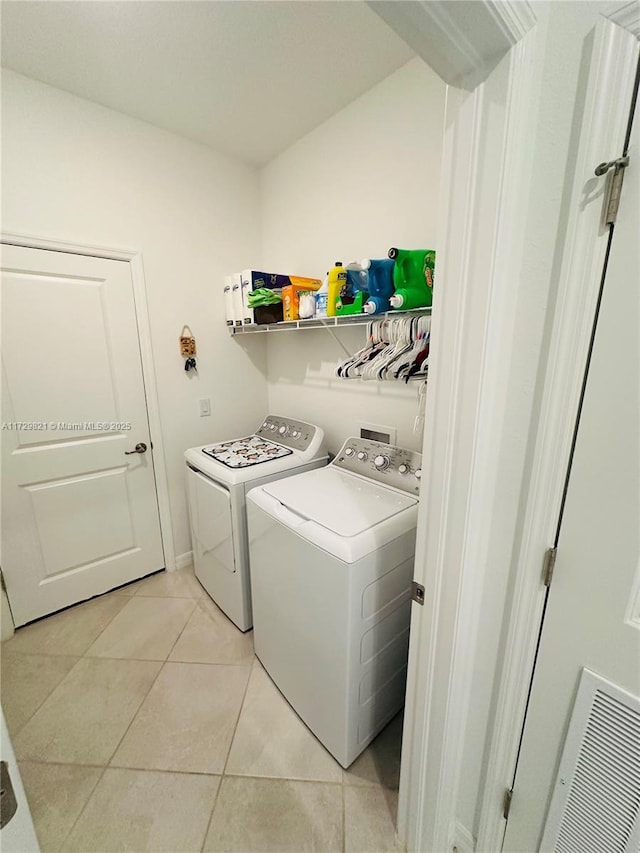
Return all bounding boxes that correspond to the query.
[388,248,436,310]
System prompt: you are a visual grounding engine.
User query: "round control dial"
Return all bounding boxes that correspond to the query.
[415,468,422,480]
[398,464,409,475]
[374,455,390,471]
[278,425,287,435]
[356,451,368,462]
[292,430,300,439]
[269,423,277,431]
[345,447,356,457]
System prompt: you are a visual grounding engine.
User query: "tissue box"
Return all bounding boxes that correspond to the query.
[282,278,322,321]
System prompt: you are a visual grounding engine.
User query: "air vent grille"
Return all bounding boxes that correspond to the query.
[542,669,640,853]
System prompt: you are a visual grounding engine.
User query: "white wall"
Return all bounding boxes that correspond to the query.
[1,70,268,560]
[260,59,445,453]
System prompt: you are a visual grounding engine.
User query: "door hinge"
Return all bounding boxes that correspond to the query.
[503,787,513,821]
[595,155,629,225]
[542,547,557,588]
[411,581,425,605]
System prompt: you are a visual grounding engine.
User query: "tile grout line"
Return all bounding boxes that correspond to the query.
[13,650,254,667]
[19,753,363,790]
[94,584,186,769]
[55,763,109,851]
[161,596,200,661]
[91,583,215,770]
[219,772,346,787]
[2,594,129,660]
[18,755,355,788]
[3,593,130,747]
[197,654,254,853]
[219,655,254,779]
[199,774,224,853]
[3,657,83,741]
[84,595,198,660]
[97,657,166,770]
[71,592,131,655]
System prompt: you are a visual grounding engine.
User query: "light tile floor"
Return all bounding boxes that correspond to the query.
[1,567,405,853]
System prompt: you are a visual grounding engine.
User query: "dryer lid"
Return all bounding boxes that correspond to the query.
[261,466,417,537]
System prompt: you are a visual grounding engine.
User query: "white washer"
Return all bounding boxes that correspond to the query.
[246,436,422,768]
[185,416,327,632]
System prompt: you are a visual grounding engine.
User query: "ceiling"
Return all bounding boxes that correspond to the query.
[0,1,415,167]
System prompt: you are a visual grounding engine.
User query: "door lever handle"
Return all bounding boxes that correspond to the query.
[125,442,147,455]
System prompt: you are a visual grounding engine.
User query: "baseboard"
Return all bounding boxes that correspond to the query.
[174,550,194,571]
[453,821,475,853]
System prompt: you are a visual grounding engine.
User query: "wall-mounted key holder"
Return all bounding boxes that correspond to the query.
[180,326,197,372]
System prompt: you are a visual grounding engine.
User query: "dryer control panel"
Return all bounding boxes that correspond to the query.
[256,415,320,453]
[333,437,422,495]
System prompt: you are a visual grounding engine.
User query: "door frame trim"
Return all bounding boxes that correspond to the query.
[476,13,640,851]
[398,25,543,851]
[1,231,176,573]
[388,3,541,849]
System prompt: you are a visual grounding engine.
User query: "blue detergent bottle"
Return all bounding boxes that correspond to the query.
[361,258,396,314]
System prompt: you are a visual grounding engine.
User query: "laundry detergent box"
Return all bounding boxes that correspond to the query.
[241,270,289,325]
[282,277,322,321]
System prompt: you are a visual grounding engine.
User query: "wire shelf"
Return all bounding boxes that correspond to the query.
[228,307,432,335]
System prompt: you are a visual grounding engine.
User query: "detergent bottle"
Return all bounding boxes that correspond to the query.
[361,258,396,314]
[335,262,369,316]
[327,262,347,317]
[388,248,436,310]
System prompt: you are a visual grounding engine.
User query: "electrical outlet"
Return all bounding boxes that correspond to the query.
[199,398,211,417]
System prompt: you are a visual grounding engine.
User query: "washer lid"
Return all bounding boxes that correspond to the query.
[262,467,417,537]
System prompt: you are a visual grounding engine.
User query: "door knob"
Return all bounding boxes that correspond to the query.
[125,442,147,455]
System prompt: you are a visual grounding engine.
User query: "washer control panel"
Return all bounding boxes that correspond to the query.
[256,415,318,452]
[334,437,422,494]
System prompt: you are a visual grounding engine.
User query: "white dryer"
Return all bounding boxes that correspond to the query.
[185,416,327,632]
[246,436,422,768]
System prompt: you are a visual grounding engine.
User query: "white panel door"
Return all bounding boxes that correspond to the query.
[503,85,640,851]
[1,245,164,625]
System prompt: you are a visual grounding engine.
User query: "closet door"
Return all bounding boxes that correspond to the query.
[503,70,640,853]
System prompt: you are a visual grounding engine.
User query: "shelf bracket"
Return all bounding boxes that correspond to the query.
[322,323,354,357]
